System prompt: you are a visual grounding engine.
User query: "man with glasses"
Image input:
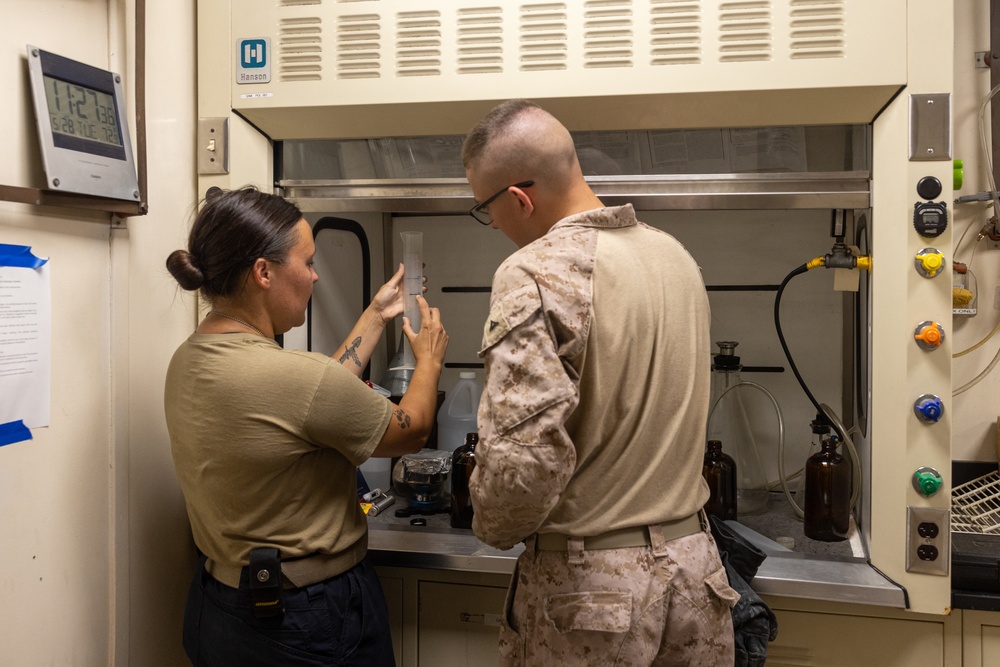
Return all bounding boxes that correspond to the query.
[462,99,737,666]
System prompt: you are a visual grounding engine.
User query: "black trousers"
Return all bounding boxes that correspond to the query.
[183,556,396,666]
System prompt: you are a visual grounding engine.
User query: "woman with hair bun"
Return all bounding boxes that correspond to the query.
[164,186,448,666]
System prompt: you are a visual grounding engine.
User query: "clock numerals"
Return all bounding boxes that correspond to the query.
[44,76,121,146]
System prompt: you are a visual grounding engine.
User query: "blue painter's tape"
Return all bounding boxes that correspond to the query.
[0,420,32,446]
[0,244,48,268]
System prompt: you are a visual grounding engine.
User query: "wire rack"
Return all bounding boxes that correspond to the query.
[952,470,1000,534]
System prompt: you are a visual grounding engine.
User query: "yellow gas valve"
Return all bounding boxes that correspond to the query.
[914,248,944,278]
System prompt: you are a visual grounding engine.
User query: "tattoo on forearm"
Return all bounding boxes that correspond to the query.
[394,409,411,429]
[339,336,362,367]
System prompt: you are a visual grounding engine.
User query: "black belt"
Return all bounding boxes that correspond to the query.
[206,534,368,589]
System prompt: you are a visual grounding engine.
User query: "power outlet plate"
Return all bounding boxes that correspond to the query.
[906,506,950,575]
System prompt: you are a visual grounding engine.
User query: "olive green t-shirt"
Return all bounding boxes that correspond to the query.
[164,333,393,571]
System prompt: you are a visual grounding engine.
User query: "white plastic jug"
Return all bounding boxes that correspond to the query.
[359,457,391,493]
[436,372,482,453]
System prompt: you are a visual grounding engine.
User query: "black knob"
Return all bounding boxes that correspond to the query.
[917,176,942,200]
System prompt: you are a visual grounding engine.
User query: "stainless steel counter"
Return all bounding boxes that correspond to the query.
[366,499,907,608]
[367,506,522,575]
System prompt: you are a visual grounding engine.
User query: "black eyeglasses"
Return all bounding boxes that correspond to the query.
[469,181,534,225]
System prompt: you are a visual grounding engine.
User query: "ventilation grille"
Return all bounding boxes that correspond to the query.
[337,13,381,78]
[584,0,633,68]
[718,0,772,63]
[520,3,568,71]
[397,11,442,76]
[650,0,702,66]
[789,0,845,59]
[457,7,504,74]
[279,17,323,81]
[307,0,851,81]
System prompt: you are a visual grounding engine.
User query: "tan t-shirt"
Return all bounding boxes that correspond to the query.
[164,333,392,569]
[471,205,712,550]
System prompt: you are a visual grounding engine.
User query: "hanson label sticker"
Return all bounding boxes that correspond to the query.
[236,38,271,84]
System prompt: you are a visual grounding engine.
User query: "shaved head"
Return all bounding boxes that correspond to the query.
[463,100,603,246]
[462,100,581,192]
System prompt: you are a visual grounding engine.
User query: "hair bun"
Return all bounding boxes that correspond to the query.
[166,249,206,291]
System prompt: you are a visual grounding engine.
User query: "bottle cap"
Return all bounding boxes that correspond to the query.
[810,414,831,434]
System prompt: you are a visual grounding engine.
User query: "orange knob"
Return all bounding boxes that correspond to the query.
[915,325,942,347]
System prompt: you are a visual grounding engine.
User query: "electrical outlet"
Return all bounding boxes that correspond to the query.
[906,506,950,575]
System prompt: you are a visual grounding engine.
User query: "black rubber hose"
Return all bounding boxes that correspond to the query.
[773,263,825,417]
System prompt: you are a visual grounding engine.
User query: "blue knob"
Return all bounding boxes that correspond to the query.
[914,395,943,423]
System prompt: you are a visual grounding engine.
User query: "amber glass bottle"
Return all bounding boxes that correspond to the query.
[450,432,478,529]
[702,440,737,521]
[803,436,851,541]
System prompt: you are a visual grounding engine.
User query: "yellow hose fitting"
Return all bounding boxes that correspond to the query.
[806,257,826,270]
[856,256,872,271]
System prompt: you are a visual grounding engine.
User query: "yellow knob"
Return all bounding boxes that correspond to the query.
[916,251,943,276]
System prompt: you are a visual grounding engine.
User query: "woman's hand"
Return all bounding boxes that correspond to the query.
[372,295,448,459]
[371,263,427,326]
[403,295,448,368]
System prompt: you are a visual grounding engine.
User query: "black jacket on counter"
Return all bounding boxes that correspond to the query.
[709,515,779,667]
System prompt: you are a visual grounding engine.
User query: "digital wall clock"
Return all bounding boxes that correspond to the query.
[26,45,139,201]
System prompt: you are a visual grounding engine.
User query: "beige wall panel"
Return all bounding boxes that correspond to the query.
[0,205,114,664]
[124,0,200,664]
[0,2,121,664]
[0,9,113,189]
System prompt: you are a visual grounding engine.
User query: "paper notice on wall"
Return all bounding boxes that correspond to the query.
[647,129,731,173]
[0,245,51,445]
[574,131,644,175]
[376,136,467,178]
[645,127,808,174]
[729,127,808,172]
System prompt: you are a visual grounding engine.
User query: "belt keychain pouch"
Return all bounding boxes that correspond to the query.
[249,547,285,617]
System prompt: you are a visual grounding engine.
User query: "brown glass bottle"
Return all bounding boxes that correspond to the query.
[702,440,737,521]
[450,432,478,529]
[803,436,851,542]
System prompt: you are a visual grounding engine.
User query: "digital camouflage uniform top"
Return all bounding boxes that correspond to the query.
[470,204,712,550]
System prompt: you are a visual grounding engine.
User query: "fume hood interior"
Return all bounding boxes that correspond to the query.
[281,123,877,569]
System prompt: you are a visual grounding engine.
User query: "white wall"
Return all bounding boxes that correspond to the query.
[0,1,197,665]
